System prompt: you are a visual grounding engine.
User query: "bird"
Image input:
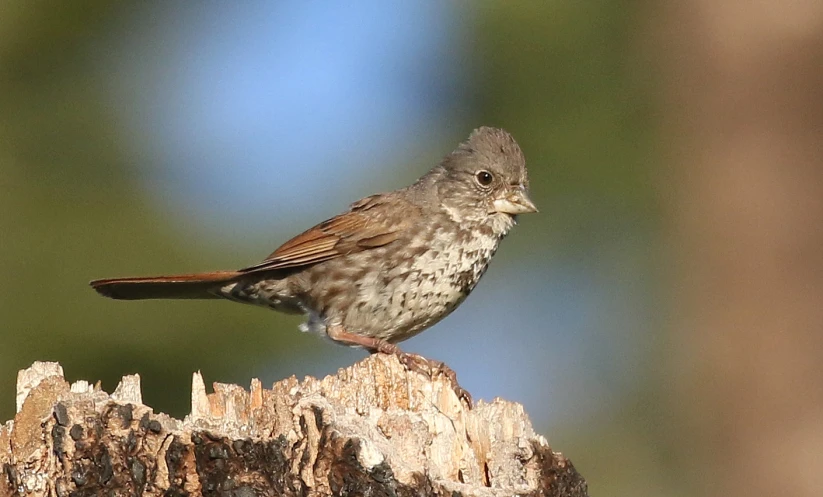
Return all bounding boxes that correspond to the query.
[90,126,537,405]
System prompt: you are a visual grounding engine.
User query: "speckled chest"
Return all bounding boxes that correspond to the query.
[300,218,504,341]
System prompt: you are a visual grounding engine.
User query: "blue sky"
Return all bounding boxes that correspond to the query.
[104,2,468,229]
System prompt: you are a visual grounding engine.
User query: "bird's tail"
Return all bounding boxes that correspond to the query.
[89,271,241,300]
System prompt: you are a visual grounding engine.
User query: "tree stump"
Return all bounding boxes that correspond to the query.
[0,356,587,496]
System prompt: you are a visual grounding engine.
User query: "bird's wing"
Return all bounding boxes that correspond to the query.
[239,193,410,273]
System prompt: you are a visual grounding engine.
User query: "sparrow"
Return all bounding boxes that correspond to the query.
[91,126,537,405]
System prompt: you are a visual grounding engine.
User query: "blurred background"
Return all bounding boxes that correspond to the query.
[2,2,822,496]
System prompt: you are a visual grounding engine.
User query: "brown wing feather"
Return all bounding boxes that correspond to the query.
[239,193,408,273]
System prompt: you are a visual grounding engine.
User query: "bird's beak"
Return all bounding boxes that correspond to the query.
[492,187,538,215]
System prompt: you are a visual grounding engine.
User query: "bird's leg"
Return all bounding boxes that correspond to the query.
[326,325,472,407]
[326,324,403,354]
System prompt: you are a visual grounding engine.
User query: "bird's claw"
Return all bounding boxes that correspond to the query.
[396,352,473,408]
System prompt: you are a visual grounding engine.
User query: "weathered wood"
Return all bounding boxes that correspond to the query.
[0,357,587,496]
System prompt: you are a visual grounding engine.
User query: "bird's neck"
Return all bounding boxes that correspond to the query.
[441,203,516,240]
[487,212,517,239]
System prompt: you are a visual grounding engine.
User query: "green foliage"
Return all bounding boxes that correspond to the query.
[470,0,659,251]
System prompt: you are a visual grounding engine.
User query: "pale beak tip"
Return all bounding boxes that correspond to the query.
[492,190,539,215]
[518,191,539,214]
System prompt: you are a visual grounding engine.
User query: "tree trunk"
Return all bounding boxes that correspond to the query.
[657,2,823,496]
[0,358,587,496]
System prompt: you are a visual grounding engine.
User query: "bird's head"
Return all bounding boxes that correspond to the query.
[434,127,537,233]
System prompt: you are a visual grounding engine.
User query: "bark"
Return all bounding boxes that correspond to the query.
[0,358,586,497]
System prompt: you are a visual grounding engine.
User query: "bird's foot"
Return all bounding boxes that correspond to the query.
[395,352,472,408]
[325,326,472,407]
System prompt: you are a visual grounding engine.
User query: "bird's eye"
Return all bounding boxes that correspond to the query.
[475,170,493,187]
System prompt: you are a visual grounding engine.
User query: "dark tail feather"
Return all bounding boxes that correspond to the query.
[89,271,241,300]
